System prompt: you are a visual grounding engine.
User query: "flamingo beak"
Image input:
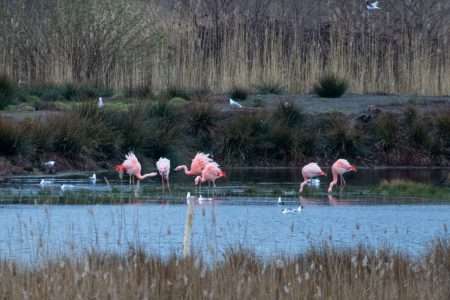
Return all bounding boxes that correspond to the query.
[352,165,357,172]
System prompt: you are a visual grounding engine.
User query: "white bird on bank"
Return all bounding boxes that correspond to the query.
[61,184,75,192]
[277,197,284,205]
[98,97,104,108]
[89,173,96,184]
[44,160,56,174]
[366,1,380,10]
[229,98,243,108]
[39,179,53,187]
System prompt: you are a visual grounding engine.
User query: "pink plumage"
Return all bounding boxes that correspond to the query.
[175,152,213,176]
[299,162,326,192]
[115,152,157,182]
[194,162,226,186]
[328,159,357,193]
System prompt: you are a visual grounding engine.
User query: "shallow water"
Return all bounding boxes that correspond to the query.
[0,168,449,263]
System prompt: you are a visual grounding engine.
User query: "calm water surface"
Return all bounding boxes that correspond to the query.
[0,168,448,264]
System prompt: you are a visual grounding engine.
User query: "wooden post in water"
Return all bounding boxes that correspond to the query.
[183,197,194,257]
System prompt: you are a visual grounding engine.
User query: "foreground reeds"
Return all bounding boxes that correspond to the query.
[0,240,449,299]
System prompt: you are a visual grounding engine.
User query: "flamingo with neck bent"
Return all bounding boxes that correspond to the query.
[115,152,157,185]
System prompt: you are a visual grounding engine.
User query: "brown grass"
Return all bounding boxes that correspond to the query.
[0,240,449,299]
[1,0,449,95]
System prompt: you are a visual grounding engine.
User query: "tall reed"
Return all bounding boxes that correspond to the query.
[0,0,449,95]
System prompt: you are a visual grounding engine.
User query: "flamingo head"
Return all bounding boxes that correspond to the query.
[320,170,326,176]
[350,165,357,172]
[115,164,125,173]
[194,176,202,185]
[219,170,226,178]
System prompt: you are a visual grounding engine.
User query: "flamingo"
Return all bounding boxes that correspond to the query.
[328,159,357,193]
[194,162,226,195]
[175,152,213,176]
[299,162,326,193]
[115,152,157,185]
[89,173,96,184]
[156,157,171,192]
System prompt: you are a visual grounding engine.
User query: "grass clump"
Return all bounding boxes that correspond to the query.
[374,179,450,199]
[256,82,285,94]
[313,74,349,98]
[0,75,16,109]
[229,87,249,100]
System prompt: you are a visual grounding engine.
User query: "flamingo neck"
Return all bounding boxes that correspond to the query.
[180,165,194,176]
[136,173,156,180]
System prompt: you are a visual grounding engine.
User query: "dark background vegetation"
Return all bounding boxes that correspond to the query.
[0,99,449,174]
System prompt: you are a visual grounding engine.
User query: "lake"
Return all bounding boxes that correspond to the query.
[0,168,449,264]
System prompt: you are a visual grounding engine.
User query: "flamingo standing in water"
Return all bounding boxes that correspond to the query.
[156,157,171,192]
[115,152,157,185]
[299,162,326,193]
[194,162,226,195]
[174,152,213,176]
[328,159,357,193]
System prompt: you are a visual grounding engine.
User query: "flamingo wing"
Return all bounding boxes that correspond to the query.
[123,152,142,175]
[190,152,213,174]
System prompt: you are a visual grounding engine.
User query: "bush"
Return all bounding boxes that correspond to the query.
[256,82,285,94]
[272,101,303,128]
[0,75,16,109]
[374,113,399,152]
[0,119,20,155]
[187,102,217,149]
[229,87,248,100]
[164,86,192,100]
[313,74,349,98]
[123,86,153,98]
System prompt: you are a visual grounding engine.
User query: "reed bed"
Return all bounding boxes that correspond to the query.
[1,0,450,95]
[0,240,448,299]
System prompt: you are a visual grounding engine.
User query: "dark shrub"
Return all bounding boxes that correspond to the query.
[313,74,348,98]
[0,119,19,155]
[272,101,303,128]
[187,102,217,149]
[221,113,272,163]
[0,75,16,109]
[256,82,285,94]
[229,87,248,100]
[165,86,192,100]
[123,86,153,98]
[374,113,399,152]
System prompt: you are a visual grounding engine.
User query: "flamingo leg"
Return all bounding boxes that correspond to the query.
[299,178,308,193]
[161,176,165,193]
[166,177,171,193]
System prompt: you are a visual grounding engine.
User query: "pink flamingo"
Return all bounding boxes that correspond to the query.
[195,162,226,192]
[327,159,357,193]
[115,152,157,185]
[156,157,171,192]
[299,162,326,193]
[174,153,213,176]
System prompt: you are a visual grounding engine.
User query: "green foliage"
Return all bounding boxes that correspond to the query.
[229,87,248,100]
[313,74,349,98]
[374,179,450,199]
[0,75,16,109]
[123,86,153,98]
[164,86,192,100]
[22,83,113,102]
